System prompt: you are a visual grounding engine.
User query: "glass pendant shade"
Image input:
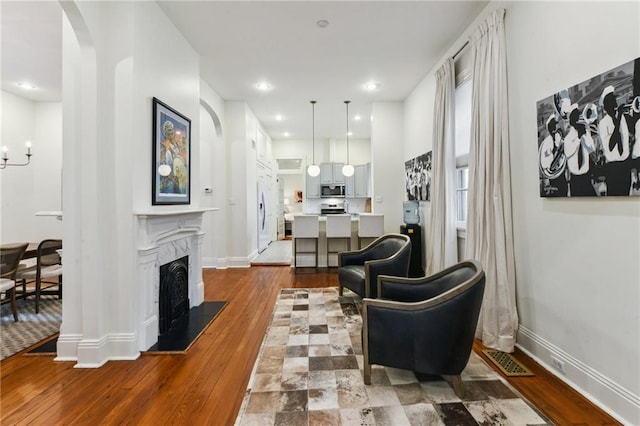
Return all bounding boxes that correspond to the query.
[342,163,354,177]
[308,164,320,177]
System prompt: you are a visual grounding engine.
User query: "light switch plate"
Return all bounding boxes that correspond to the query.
[375,195,383,203]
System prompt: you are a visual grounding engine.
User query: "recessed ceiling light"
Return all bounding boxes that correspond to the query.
[347,132,353,137]
[317,19,329,28]
[354,115,361,121]
[256,82,271,91]
[17,82,37,90]
[275,114,283,121]
[364,81,379,91]
[284,132,290,137]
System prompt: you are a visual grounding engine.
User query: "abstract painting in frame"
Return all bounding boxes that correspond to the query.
[405,151,432,201]
[536,57,640,197]
[152,97,191,205]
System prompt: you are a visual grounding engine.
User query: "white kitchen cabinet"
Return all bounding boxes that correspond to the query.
[355,163,371,198]
[345,174,355,198]
[320,162,345,184]
[332,163,345,184]
[306,168,321,198]
[320,163,333,184]
[256,129,267,164]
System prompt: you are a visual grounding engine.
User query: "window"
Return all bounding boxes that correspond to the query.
[454,78,472,228]
[456,167,468,226]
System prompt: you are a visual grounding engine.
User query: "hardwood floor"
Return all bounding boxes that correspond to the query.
[0,267,620,425]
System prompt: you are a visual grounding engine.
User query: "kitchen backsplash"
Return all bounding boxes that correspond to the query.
[304,197,368,215]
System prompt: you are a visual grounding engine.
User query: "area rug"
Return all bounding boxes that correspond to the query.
[0,297,61,360]
[235,288,551,425]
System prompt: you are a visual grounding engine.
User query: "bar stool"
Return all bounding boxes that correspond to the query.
[325,214,352,267]
[357,214,384,249]
[293,215,319,270]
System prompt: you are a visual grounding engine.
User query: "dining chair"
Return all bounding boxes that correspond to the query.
[0,243,30,321]
[16,239,63,313]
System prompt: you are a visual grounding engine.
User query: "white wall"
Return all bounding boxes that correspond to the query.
[0,92,62,243]
[1,92,36,242]
[504,2,639,423]
[33,102,63,240]
[404,66,438,256]
[200,81,226,268]
[223,101,270,266]
[403,1,640,423]
[371,102,405,232]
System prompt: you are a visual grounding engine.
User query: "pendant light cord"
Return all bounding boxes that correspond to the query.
[345,100,351,164]
[311,100,316,164]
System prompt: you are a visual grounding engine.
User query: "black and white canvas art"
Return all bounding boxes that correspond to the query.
[405,151,432,201]
[536,57,640,197]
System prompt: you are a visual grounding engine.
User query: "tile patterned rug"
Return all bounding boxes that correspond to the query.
[236,288,551,425]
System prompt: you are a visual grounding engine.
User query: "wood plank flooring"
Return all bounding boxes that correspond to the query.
[0,267,620,425]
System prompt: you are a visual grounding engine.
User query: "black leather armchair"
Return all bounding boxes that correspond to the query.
[362,260,485,398]
[338,233,411,299]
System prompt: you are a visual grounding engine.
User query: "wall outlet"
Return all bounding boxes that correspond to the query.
[550,355,566,374]
[375,195,383,203]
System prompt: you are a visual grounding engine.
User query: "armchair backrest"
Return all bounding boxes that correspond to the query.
[365,234,410,261]
[380,261,479,303]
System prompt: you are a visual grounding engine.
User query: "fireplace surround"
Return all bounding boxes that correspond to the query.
[135,208,216,351]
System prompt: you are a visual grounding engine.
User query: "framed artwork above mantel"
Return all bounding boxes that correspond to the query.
[152,97,191,205]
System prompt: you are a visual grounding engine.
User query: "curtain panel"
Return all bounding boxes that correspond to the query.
[426,58,458,275]
[465,9,519,353]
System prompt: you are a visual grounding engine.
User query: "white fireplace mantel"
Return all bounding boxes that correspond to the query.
[134,207,218,217]
[134,207,217,351]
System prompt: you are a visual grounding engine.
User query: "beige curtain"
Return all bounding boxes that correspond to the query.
[465,9,518,353]
[426,58,458,275]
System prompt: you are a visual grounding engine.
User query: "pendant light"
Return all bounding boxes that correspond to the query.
[342,100,355,177]
[307,100,320,177]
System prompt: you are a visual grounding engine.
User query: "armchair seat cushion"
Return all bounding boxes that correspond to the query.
[338,265,366,296]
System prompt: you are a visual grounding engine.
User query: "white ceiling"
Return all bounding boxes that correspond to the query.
[1,1,488,141]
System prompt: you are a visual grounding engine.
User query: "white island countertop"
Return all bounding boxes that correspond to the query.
[285,213,365,221]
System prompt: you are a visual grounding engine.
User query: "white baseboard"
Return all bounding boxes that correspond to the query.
[225,256,252,268]
[57,333,141,366]
[517,326,639,425]
[74,336,110,368]
[203,257,253,269]
[55,332,83,361]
